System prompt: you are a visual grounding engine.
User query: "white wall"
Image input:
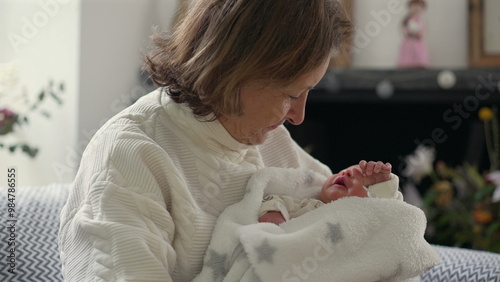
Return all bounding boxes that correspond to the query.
[351,0,469,69]
[74,0,178,177]
[78,0,177,144]
[0,0,80,186]
[0,0,179,185]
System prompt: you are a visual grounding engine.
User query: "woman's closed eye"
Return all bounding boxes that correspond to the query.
[281,91,301,100]
[288,90,311,100]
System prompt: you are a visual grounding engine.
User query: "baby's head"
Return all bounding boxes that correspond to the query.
[320,165,368,203]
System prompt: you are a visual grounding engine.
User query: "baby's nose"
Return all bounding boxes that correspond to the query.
[343,170,353,178]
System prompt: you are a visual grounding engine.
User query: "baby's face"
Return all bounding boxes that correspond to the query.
[322,165,368,202]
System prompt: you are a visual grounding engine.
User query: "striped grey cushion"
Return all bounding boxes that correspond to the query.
[421,245,500,281]
[0,183,69,282]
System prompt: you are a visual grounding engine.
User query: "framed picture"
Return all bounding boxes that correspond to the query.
[469,0,500,67]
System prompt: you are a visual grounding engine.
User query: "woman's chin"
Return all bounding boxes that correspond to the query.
[245,132,268,145]
[323,185,348,202]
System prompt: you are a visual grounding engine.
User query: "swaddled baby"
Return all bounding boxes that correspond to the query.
[259,160,402,224]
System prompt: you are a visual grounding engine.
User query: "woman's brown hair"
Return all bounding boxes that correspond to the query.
[144,0,352,119]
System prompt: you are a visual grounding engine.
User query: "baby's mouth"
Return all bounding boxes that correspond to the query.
[332,176,347,189]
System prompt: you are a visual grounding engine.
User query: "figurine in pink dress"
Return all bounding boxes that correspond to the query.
[397,0,429,68]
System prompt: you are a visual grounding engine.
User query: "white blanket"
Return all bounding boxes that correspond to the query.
[193,167,440,282]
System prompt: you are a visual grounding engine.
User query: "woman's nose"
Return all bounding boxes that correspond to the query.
[286,94,308,125]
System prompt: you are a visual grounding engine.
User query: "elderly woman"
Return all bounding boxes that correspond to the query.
[58,0,352,281]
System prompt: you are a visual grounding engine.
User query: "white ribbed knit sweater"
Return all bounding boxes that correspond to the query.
[58,89,331,281]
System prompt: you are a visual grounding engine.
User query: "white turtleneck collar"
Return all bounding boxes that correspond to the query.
[159,89,253,155]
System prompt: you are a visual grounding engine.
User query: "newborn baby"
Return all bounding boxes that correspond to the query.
[258,160,402,224]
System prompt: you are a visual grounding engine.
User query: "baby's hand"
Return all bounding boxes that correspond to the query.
[258,211,286,225]
[352,160,392,188]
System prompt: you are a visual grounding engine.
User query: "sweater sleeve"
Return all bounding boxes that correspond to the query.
[59,180,176,281]
[366,173,403,201]
[59,127,178,281]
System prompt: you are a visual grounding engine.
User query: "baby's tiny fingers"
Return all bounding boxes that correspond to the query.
[365,161,377,176]
[373,163,391,175]
[381,162,392,173]
[359,160,367,171]
[373,161,386,173]
[351,166,364,178]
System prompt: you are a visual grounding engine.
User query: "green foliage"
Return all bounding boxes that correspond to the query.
[415,106,500,253]
[0,80,65,158]
[422,162,500,253]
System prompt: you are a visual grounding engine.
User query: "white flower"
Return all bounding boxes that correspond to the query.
[0,62,19,91]
[486,171,500,185]
[402,145,435,183]
[0,62,20,104]
[486,171,500,203]
[493,188,500,203]
[0,62,27,114]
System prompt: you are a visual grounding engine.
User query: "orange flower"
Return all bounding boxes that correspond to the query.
[479,107,494,122]
[474,209,493,224]
[432,181,453,207]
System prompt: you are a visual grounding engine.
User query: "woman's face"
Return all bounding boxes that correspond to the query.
[219,59,330,145]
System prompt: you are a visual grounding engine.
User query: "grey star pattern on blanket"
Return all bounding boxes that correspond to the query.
[205,249,228,280]
[326,223,344,244]
[252,269,263,282]
[254,239,277,264]
[305,172,314,184]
